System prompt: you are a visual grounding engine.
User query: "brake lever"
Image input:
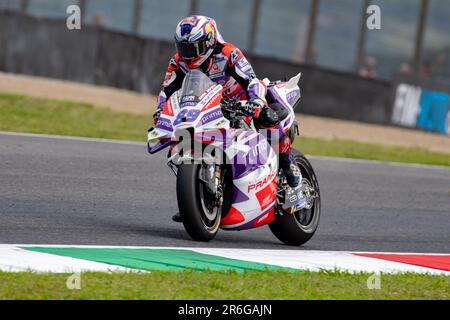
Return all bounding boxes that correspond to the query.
[221,100,252,118]
[239,102,255,117]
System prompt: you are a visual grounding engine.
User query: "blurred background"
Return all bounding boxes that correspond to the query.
[0,0,449,135]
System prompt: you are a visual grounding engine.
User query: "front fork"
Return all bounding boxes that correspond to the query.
[200,164,220,193]
[167,143,224,207]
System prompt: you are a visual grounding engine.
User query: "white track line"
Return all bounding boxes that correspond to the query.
[0,246,132,273]
[1,131,448,169]
[0,131,144,146]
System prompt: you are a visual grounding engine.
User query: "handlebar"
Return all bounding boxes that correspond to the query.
[220,99,253,117]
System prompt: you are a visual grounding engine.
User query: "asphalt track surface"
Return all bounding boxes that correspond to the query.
[1,133,449,253]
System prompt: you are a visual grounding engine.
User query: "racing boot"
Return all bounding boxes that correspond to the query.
[279,136,301,188]
[172,212,183,223]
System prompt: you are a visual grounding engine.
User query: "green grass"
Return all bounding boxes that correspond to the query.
[297,137,450,166]
[0,92,449,166]
[0,93,149,141]
[0,270,448,300]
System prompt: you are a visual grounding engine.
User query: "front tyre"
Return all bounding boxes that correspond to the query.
[269,149,321,246]
[176,164,221,241]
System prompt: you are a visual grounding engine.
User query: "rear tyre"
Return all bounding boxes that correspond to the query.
[269,149,321,246]
[176,164,221,241]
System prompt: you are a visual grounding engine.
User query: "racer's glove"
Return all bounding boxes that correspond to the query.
[152,108,161,125]
[249,99,279,127]
[252,100,280,128]
[246,99,265,118]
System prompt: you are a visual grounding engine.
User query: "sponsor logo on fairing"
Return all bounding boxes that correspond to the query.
[201,91,222,111]
[199,109,223,125]
[250,139,268,158]
[260,194,273,209]
[181,95,196,103]
[198,85,219,101]
[286,89,300,105]
[180,95,197,107]
[256,211,270,224]
[179,102,197,107]
[156,118,173,132]
[247,170,276,192]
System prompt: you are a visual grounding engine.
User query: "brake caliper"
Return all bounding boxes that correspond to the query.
[280,179,315,214]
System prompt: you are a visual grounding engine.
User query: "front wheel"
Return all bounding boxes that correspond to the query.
[269,150,321,246]
[176,163,221,241]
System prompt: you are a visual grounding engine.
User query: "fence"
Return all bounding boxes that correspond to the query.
[0,9,449,134]
[1,0,449,82]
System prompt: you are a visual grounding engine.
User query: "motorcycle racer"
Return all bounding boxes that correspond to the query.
[153,16,301,209]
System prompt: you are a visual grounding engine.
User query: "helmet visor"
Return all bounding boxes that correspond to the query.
[176,40,209,60]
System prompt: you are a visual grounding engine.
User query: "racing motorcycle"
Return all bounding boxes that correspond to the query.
[147,70,320,246]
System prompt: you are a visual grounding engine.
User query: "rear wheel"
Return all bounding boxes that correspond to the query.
[269,149,321,246]
[176,163,221,241]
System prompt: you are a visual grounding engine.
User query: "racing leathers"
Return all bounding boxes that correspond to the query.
[156,42,267,113]
[154,42,301,188]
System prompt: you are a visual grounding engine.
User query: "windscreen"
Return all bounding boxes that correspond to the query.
[179,70,216,107]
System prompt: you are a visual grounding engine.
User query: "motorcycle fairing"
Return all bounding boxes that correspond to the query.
[219,74,302,230]
[219,130,279,230]
[147,93,180,153]
[147,84,229,153]
[265,73,301,136]
[192,127,279,230]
